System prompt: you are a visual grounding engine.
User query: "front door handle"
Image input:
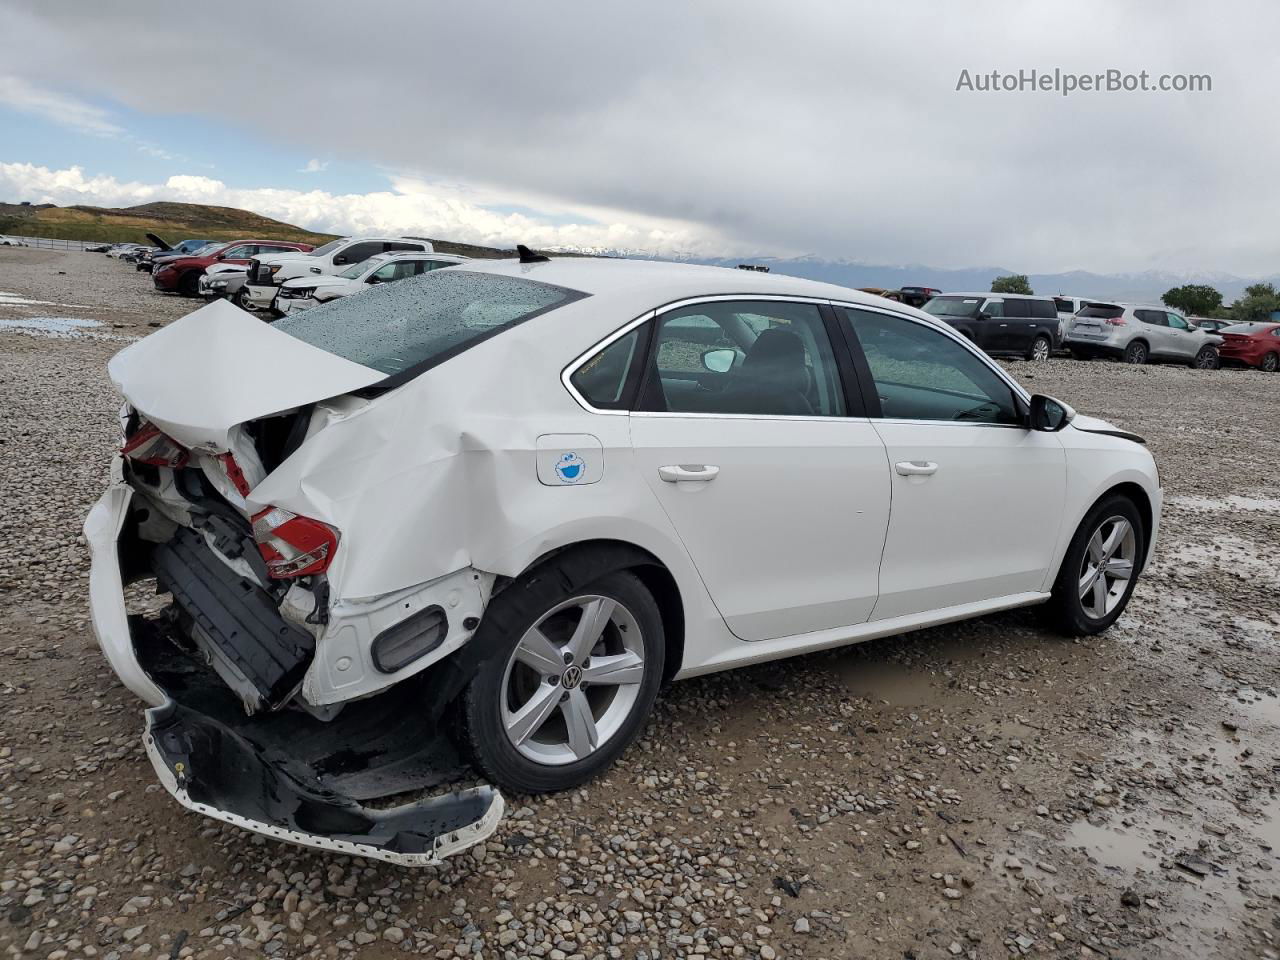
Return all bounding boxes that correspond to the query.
[659,464,720,483]
[895,460,938,477]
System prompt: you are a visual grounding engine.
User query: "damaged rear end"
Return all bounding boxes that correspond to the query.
[85,299,503,864]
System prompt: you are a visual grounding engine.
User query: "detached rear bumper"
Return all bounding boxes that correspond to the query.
[145,702,503,866]
[84,475,505,866]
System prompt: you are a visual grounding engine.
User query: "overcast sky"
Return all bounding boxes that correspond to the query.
[2,1,1277,274]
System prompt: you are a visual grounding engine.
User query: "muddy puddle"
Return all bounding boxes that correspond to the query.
[1168,493,1280,513]
[0,316,132,341]
[0,290,91,309]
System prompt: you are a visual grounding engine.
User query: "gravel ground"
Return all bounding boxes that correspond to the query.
[2,247,1279,960]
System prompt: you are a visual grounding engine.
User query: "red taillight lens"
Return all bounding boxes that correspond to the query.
[1104,317,1127,326]
[251,507,338,579]
[121,422,189,468]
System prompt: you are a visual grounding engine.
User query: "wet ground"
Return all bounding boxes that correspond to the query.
[1,247,1279,960]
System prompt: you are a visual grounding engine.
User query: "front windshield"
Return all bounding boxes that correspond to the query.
[338,259,378,279]
[182,243,221,257]
[923,297,983,318]
[274,270,585,377]
[308,239,344,257]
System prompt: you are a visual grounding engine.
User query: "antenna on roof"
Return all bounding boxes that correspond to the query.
[517,244,550,264]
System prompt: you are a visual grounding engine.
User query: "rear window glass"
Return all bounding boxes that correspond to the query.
[274,270,585,377]
[922,297,982,318]
[1077,304,1124,319]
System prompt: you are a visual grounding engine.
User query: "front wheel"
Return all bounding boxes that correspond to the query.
[177,270,202,297]
[1026,334,1052,362]
[459,568,664,794]
[1123,340,1148,364]
[1192,345,1219,370]
[1262,352,1279,373]
[1043,495,1145,636]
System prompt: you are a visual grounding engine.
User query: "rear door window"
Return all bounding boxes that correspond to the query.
[637,301,847,417]
[1002,299,1030,319]
[1135,309,1168,326]
[1053,297,1076,314]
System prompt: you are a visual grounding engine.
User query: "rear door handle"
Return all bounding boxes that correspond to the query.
[659,464,720,483]
[895,460,938,477]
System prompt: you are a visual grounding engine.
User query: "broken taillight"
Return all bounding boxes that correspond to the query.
[121,422,189,468]
[252,507,338,579]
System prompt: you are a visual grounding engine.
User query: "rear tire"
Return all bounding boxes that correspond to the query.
[1192,345,1219,370]
[459,567,664,795]
[1027,335,1052,362]
[1043,494,1145,636]
[1123,340,1148,364]
[1263,352,1279,373]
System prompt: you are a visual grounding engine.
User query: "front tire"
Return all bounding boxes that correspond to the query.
[1027,334,1052,362]
[459,568,664,795]
[1043,495,1145,636]
[1262,352,1279,373]
[1192,345,1219,370]
[177,270,201,297]
[1123,340,1148,364]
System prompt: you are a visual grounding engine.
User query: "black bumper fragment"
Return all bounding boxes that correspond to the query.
[145,701,503,865]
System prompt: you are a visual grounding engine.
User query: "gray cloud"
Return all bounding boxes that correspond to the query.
[4,0,1278,273]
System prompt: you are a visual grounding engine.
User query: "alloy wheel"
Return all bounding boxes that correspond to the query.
[1124,343,1147,364]
[1078,516,1137,619]
[1031,337,1051,362]
[1264,352,1279,373]
[500,595,646,766]
[1195,347,1219,370]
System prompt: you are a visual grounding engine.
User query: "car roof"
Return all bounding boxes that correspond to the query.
[363,251,469,264]
[940,292,1053,300]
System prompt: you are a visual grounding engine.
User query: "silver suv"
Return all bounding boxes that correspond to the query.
[1065,303,1222,368]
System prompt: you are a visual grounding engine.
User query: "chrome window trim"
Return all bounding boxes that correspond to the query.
[560,294,1032,424]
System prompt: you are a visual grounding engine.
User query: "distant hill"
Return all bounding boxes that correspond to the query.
[0,200,337,246]
[0,200,538,259]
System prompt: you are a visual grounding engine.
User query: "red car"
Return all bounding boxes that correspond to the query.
[1217,322,1280,372]
[152,239,314,296]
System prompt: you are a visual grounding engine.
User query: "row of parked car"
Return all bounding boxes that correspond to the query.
[912,290,1278,371]
[96,239,1280,372]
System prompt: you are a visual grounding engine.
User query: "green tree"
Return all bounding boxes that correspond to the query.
[1228,282,1280,324]
[1161,283,1223,317]
[991,274,1033,295]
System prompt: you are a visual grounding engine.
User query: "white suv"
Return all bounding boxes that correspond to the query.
[1065,302,1222,367]
[244,237,436,314]
[275,251,469,315]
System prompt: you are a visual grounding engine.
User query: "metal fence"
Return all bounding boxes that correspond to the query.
[2,235,99,251]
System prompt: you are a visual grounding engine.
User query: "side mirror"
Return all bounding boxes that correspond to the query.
[366,276,383,284]
[701,348,736,374]
[977,311,991,321]
[1029,394,1075,432]
[333,255,349,266]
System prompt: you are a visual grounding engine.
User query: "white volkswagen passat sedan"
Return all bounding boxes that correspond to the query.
[85,255,1161,864]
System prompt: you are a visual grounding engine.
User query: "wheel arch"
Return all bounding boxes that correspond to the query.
[508,539,686,683]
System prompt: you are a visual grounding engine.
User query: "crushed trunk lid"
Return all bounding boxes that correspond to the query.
[108,300,387,453]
